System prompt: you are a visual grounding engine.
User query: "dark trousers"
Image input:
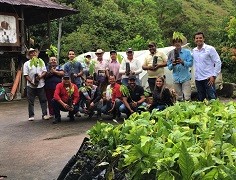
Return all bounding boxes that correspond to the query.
[45,88,55,115]
[195,79,216,101]
[148,78,156,92]
[27,86,47,118]
[52,99,79,119]
[101,99,122,117]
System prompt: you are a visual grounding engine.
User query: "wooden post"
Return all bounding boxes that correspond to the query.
[20,7,26,96]
[47,13,51,45]
[57,18,62,64]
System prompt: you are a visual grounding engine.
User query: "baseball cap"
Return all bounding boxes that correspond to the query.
[110,50,117,54]
[128,75,136,80]
[126,48,133,53]
[148,42,156,47]
[63,73,70,80]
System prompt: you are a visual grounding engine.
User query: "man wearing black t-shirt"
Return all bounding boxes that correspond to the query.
[119,76,146,117]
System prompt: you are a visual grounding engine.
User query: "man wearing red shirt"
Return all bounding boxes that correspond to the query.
[52,74,79,124]
[101,75,122,119]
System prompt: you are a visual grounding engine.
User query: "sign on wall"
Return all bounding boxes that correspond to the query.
[0,13,19,46]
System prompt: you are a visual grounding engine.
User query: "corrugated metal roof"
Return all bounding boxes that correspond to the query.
[0,0,75,11]
[0,0,78,25]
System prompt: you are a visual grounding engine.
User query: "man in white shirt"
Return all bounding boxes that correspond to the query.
[192,32,222,101]
[119,48,142,86]
[23,48,49,121]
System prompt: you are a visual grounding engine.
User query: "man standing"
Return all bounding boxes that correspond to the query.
[52,74,79,124]
[192,32,222,101]
[142,42,167,92]
[108,50,121,83]
[64,50,83,88]
[23,48,49,121]
[167,32,193,101]
[119,48,142,86]
[94,49,109,92]
[119,76,146,118]
[45,56,64,118]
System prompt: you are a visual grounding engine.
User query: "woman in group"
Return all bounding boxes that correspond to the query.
[149,76,173,111]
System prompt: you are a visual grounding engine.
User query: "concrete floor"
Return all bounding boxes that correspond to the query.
[0,99,103,180]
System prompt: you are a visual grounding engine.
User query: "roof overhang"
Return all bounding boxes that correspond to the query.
[0,0,78,25]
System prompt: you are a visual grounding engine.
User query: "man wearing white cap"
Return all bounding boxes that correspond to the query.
[23,48,49,121]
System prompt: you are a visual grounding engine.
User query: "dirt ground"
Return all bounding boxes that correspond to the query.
[0,99,114,180]
[0,97,235,180]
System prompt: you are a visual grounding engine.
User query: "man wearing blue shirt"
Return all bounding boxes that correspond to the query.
[192,32,222,101]
[167,34,193,101]
[63,50,83,88]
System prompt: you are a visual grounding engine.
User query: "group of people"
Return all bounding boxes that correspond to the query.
[23,31,222,123]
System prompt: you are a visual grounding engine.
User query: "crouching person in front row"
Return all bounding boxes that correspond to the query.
[79,76,102,118]
[119,76,146,118]
[101,75,123,119]
[52,74,79,124]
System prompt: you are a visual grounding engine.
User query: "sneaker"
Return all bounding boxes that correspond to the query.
[69,115,75,121]
[88,111,95,118]
[42,115,50,120]
[49,115,54,119]
[75,112,81,117]
[28,117,34,121]
[53,118,61,124]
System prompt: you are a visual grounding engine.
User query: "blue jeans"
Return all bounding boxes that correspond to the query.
[101,99,122,116]
[195,79,216,101]
[52,99,79,119]
[152,105,166,111]
[119,102,147,117]
[27,86,48,118]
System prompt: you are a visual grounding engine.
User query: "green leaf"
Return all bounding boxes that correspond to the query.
[192,166,216,178]
[140,136,152,147]
[158,171,175,180]
[178,142,194,180]
[202,167,218,180]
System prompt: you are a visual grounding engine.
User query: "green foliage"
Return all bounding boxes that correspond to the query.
[218,16,236,82]
[173,32,185,41]
[86,100,236,179]
[29,57,44,68]
[46,45,58,57]
[120,85,130,97]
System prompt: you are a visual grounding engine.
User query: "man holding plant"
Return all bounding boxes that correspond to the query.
[52,74,79,124]
[119,76,146,117]
[79,76,102,118]
[23,48,49,121]
[64,50,83,88]
[101,75,122,119]
[45,56,64,118]
[142,42,167,92]
[94,49,109,92]
[119,48,142,86]
[167,32,193,101]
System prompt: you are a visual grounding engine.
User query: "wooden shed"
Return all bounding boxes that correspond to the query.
[0,0,77,100]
